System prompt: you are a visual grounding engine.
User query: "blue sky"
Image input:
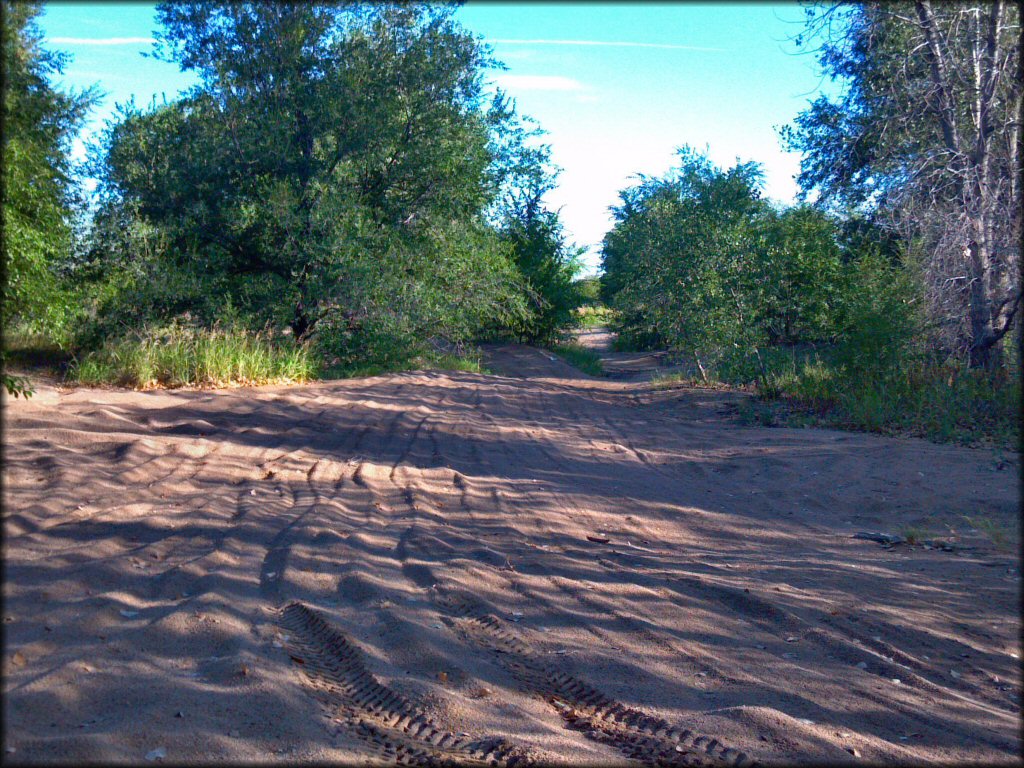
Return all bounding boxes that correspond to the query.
[38,2,832,274]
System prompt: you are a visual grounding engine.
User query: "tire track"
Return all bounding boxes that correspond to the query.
[431,587,757,768]
[278,601,534,766]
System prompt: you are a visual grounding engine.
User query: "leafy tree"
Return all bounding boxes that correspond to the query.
[487,94,582,342]
[601,148,771,372]
[782,2,1021,370]
[601,148,858,380]
[1,1,96,395]
[751,205,843,345]
[86,2,530,362]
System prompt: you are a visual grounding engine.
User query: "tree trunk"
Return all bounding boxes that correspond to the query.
[966,228,1001,371]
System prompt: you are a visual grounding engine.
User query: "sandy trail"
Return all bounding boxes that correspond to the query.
[3,344,1020,764]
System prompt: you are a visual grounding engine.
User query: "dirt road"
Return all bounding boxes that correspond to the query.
[3,344,1020,764]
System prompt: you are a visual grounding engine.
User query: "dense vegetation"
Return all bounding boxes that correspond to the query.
[2,1,1019,448]
[602,0,1020,447]
[1,1,96,395]
[3,2,583,391]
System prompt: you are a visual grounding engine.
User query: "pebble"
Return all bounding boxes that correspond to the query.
[891,678,901,685]
[846,746,861,758]
[856,662,868,669]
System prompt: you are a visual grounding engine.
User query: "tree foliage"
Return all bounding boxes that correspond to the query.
[83,2,540,367]
[782,2,1021,369]
[487,95,583,342]
[599,147,902,380]
[1,1,96,394]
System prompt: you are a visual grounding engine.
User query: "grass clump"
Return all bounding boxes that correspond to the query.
[757,358,1019,448]
[69,324,318,389]
[962,514,1015,551]
[573,305,616,329]
[746,354,1021,449]
[549,342,603,375]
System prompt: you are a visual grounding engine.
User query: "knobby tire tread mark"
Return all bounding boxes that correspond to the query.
[278,601,533,766]
[432,590,757,768]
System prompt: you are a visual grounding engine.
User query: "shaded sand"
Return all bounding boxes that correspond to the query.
[2,344,1020,764]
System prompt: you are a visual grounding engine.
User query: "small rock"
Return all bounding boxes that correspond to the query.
[11,651,26,667]
[175,711,184,718]
[145,747,167,761]
[950,670,960,679]
[797,718,815,725]
[119,610,139,618]
[846,746,861,758]
[6,746,15,754]
[431,623,443,629]
[785,636,799,643]
[856,661,868,669]
[891,678,901,685]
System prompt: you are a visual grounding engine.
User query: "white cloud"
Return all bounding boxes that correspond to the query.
[490,39,728,53]
[493,74,585,92]
[48,36,156,46]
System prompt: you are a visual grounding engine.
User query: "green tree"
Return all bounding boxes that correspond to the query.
[87,2,529,363]
[1,1,96,395]
[487,94,582,342]
[751,205,843,345]
[782,2,1021,370]
[601,148,852,380]
[601,148,770,372]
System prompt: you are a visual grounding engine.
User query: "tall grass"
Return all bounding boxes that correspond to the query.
[746,353,1020,448]
[548,342,603,375]
[69,324,318,388]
